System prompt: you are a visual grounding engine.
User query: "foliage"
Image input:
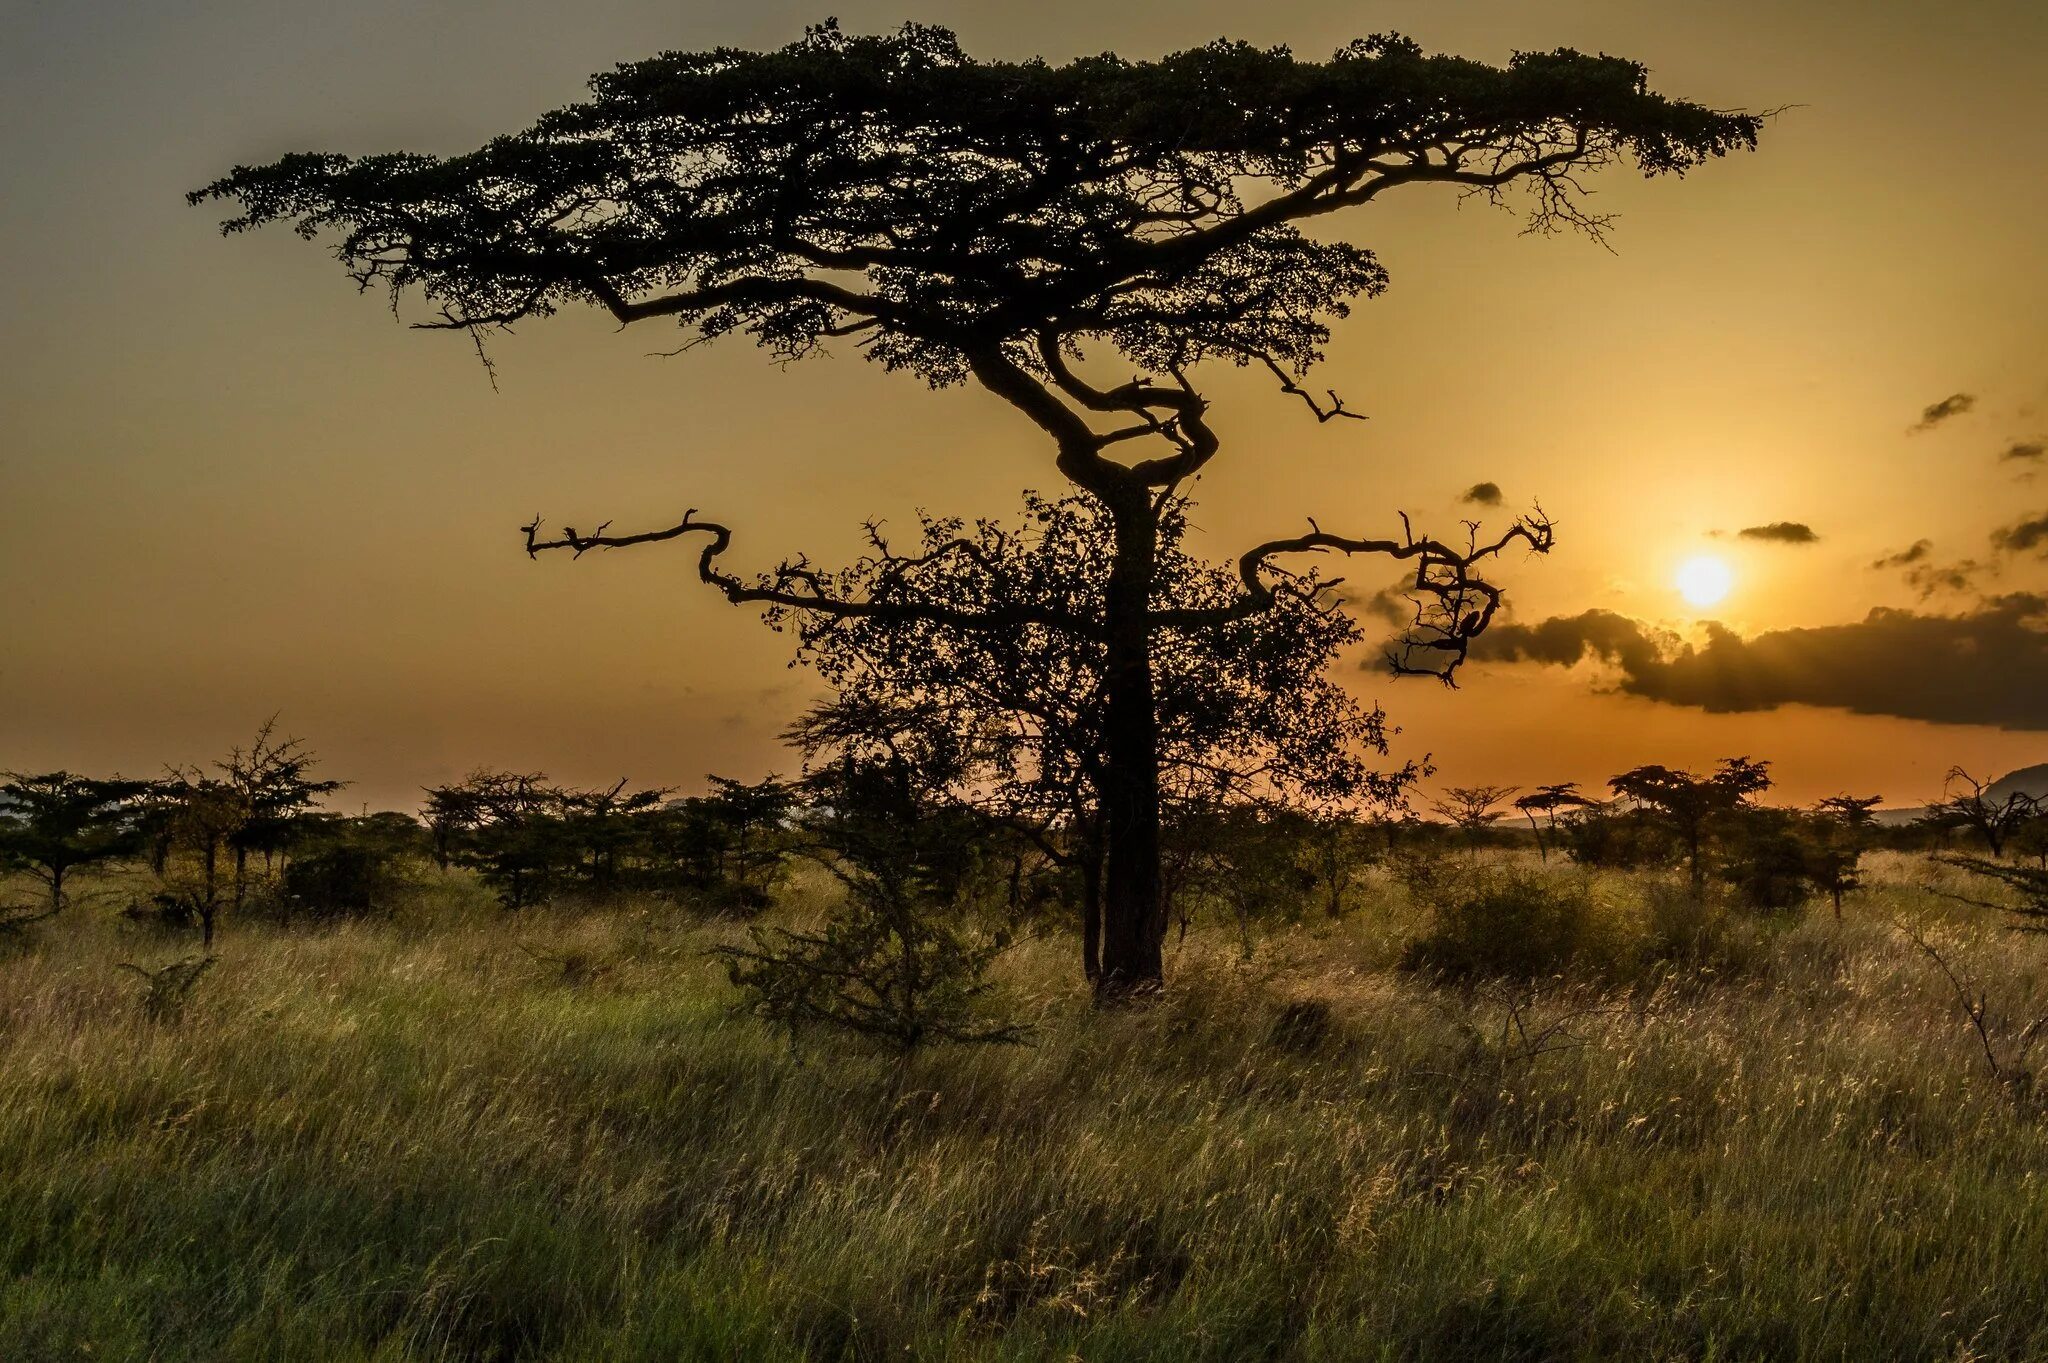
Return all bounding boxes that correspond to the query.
[716,756,1027,1052]
[214,719,344,908]
[1714,807,1819,913]
[1514,782,1598,862]
[0,771,153,917]
[1402,868,1595,980]
[1560,803,1680,872]
[1806,795,1880,919]
[1608,757,1773,889]
[279,837,415,922]
[425,771,792,912]
[423,771,577,908]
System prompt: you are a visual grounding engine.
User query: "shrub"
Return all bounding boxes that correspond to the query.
[1561,807,1678,871]
[1267,997,1338,1054]
[115,956,215,1024]
[280,844,401,921]
[716,756,1029,1052]
[1402,870,1595,980]
[1715,809,1818,912]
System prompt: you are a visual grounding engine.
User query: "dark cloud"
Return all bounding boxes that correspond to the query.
[1475,595,2048,729]
[1871,540,1932,569]
[1359,577,1415,625]
[1460,481,1503,506]
[1736,521,1819,545]
[1994,512,2048,556]
[1910,392,1977,432]
[2001,439,2046,462]
[1906,558,1993,598]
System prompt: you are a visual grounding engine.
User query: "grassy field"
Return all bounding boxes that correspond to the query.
[5,852,2048,1361]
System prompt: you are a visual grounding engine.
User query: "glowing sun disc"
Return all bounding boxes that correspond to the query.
[1676,555,1733,608]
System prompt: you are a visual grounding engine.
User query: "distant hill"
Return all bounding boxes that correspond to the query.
[1868,764,2048,825]
[1988,763,2048,805]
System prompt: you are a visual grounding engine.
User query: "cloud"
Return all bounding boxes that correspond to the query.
[1910,392,1977,432]
[1475,594,2048,729]
[1871,540,1932,569]
[1345,572,1418,625]
[1460,481,1503,506]
[1994,512,2048,556]
[1906,558,1993,598]
[1736,521,1819,545]
[2002,440,2046,462]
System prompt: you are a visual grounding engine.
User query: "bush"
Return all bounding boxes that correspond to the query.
[279,843,406,921]
[1402,870,1595,980]
[1715,809,1818,913]
[716,757,1029,1052]
[1562,808,1678,871]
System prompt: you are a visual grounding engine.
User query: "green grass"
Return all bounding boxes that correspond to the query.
[5,854,2048,1361]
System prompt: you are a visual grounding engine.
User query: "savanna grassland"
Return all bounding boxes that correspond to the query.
[6,851,2048,1363]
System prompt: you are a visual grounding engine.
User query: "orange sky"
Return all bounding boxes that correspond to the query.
[4,0,2047,810]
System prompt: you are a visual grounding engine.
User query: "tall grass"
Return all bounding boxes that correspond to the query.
[4,853,2047,1361]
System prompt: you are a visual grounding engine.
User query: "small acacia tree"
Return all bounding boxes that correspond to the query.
[718,740,1028,1052]
[1431,784,1520,850]
[148,772,251,946]
[1806,794,1881,920]
[217,720,344,909]
[0,772,152,921]
[1514,783,1597,862]
[198,23,1760,991]
[1609,758,1772,892]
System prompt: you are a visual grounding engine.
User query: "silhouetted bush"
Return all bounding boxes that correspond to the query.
[1403,870,1594,980]
[1715,809,1818,913]
[716,757,1027,1052]
[1562,807,1678,872]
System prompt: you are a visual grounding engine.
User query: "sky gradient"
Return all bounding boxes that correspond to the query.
[4,0,2046,810]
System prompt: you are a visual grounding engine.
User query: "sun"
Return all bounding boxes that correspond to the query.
[1675,554,1734,608]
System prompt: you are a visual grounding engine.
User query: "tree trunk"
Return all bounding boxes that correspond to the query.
[1096,500,1165,996]
[1080,837,1103,985]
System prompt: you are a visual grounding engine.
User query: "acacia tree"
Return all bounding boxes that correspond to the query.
[197,24,1759,991]
[1430,784,1519,850]
[0,772,152,921]
[1609,757,1773,891]
[217,720,344,909]
[1515,782,1597,862]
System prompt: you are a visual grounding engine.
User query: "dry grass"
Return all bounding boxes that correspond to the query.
[4,852,2048,1360]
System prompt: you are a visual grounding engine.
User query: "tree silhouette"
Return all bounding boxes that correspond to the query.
[781,492,1404,983]
[196,24,1760,992]
[216,719,344,910]
[1807,794,1882,920]
[0,772,152,921]
[1514,783,1597,862]
[1431,784,1520,850]
[1609,758,1772,891]
[1932,769,2037,859]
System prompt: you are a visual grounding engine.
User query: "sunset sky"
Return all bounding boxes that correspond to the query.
[5,0,2046,810]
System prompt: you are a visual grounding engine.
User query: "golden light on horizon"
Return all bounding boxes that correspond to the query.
[1675,555,1734,608]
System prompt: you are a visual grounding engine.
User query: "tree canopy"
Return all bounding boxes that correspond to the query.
[194,21,1757,506]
